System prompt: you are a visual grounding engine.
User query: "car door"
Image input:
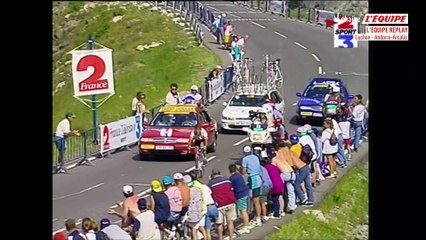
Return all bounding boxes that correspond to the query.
[200,111,216,145]
[270,91,285,113]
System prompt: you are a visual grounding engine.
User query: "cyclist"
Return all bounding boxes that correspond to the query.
[189,124,208,165]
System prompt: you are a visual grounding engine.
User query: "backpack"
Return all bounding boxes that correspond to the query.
[325,95,339,115]
[259,166,273,196]
[329,129,338,146]
[186,186,204,223]
[95,231,110,240]
[299,143,314,164]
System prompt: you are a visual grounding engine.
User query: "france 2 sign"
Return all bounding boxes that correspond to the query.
[71,48,115,97]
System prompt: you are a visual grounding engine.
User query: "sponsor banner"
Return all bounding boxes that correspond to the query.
[71,48,115,97]
[100,114,144,154]
[315,9,337,27]
[270,1,286,16]
[208,74,225,102]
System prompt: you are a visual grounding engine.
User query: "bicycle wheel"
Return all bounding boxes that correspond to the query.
[274,68,284,89]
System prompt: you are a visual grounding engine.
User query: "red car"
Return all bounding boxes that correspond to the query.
[139,104,218,160]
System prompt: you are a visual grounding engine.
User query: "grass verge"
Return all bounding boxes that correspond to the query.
[53,2,220,131]
[267,161,369,240]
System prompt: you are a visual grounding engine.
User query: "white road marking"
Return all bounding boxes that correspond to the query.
[292,102,298,106]
[294,42,307,49]
[250,22,266,29]
[318,66,323,75]
[53,218,82,235]
[274,31,287,39]
[311,53,321,62]
[108,155,217,210]
[233,137,249,146]
[52,218,58,222]
[53,182,105,201]
[273,225,281,230]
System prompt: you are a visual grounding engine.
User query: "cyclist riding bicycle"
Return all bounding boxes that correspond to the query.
[189,124,208,165]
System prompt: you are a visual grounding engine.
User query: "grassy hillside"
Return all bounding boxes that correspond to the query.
[52,1,220,131]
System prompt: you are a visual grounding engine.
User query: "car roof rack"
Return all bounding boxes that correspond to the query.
[235,83,271,96]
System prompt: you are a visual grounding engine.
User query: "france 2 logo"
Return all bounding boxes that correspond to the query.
[330,17,359,48]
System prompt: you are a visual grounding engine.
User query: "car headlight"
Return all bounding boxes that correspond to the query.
[300,106,313,110]
[312,106,323,111]
[222,116,235,120]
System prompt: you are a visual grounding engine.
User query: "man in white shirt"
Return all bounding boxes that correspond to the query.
[100,218,132,240]
[54,112,80,174]
[134,198,161,240]
[183,85,203,104]
[350,94,366,151]
[165,83,181,105]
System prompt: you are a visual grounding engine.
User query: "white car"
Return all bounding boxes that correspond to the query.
[221,86,285,132]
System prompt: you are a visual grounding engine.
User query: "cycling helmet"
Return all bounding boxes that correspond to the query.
[290,134,299,144]
[332,86,340,93]
[162,175,174,186]
[191,85,198,91]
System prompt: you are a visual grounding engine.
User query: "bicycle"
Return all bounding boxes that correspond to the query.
[262,54,284,89]
[191,145,206,179]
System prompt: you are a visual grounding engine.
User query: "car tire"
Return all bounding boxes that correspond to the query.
[207,133,218,153]
[219,126,228,134]
[296,117,304,125]
[139,153,149,161]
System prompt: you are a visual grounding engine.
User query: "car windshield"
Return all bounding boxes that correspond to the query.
[151,113,198,127]
[303,84,330,99]
[229,95,268,107]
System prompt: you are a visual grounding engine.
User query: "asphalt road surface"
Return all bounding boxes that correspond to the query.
[53,1,368,235]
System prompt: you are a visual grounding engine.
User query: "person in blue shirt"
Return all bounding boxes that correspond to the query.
[65,218,86,240]
[241,145,263,226]
[229,163,252,233]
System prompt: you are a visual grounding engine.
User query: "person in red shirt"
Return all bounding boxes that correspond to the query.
[208,169,237,240]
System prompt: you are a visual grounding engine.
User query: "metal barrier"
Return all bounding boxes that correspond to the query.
[52,1,236,171]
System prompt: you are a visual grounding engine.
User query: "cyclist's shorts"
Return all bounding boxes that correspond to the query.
[193,139,204,147]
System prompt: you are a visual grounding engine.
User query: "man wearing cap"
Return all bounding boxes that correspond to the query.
[149,180,171,227]
[240,145,263,226]
[163,175,183,218]
[108,185,141,229]
[297,126,318,161]
[99,218,132,240]
[183,86,203,104]
[54,112,80,174]
[134,198,161,240]
[174,173,191,218]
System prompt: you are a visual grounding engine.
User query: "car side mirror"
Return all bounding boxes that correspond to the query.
[296,92,302,97]
[222,102,228,107]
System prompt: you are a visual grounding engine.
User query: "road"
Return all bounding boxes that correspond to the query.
[53,1,368,235]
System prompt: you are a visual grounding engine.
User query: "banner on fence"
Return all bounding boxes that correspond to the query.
[71,48,115,97]
[270,1,287,16]
[208,75,225,102]
[315,9,337,27]
[100,114,144,154]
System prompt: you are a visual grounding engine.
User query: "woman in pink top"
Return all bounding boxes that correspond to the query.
[265,163,285,218]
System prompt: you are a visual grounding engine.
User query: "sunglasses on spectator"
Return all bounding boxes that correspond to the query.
[171,88,177,90]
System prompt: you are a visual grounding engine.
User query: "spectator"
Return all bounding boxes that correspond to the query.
[132,91,143,115]
[213,15,222,44]
[99,218,132,240]
[65,218,86,240]
[208,65,223,79]
[136,93,150,116]
[162,175,183,218]
[81,217,97,240]
[173,173,190,217]
[165,83,181,105]
[228,164,251,234]
[350,94,366,152]
[304,124,323,186]
[108,185,140,228]
[321,119,339,178]
[289,134,302,157]
[149,180,171,227]
[328,116,347,168]
[240,145,263,227]
[134,198,161,240]
[186,172,219,240]
[273,140,297,214]
[53,232,67,240]
[54,112,80,174]
[224,21,233,49]
[296,126,318,161]
[265,160,285,219]
[183,175,207,240]
[208,169,237,240]
[338,111,353,161]
[182,85,203,104]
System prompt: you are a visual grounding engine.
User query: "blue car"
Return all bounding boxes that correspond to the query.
[295,78,354,124]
